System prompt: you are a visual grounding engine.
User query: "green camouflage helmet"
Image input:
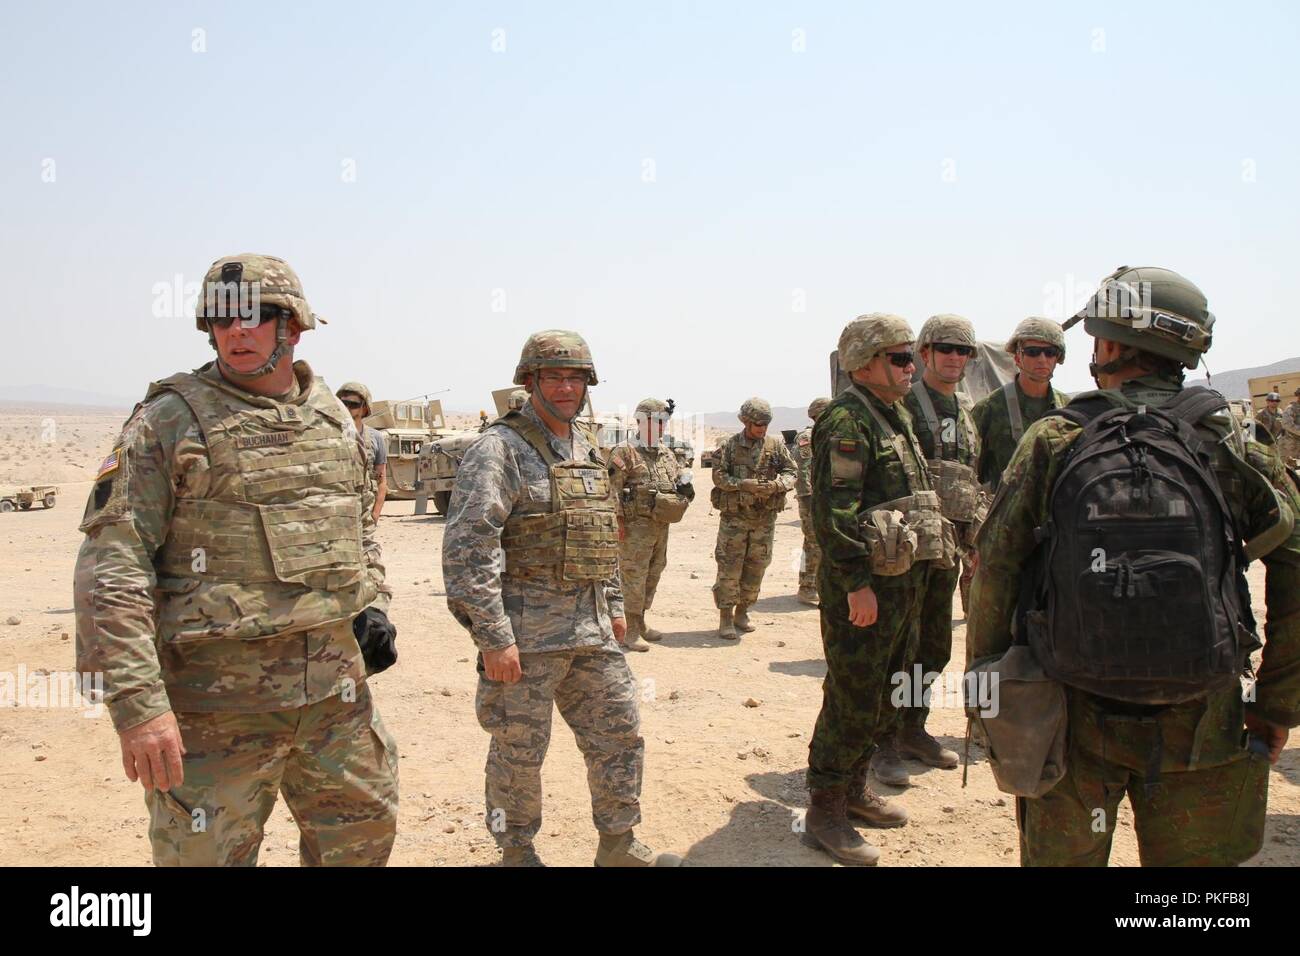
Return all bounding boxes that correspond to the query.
[1075,266,1213,369]
[807,397,831,420]
[1005,317,1066,363]
[508,389,528,410]
[513,329,599,386]
[635,397,671,417]
[336,381,372,415]
[917,314,976,349]
[195,253,317,331]
[838,313,915,372]
[739,397,773,425]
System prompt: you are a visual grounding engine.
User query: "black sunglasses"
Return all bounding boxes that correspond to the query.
[884,351,915,368]
[340,398,365,409]
[932,343,975,357]
[207,303,293,331]
[1019,345,1062,359]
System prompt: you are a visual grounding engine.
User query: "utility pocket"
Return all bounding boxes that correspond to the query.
[259,494,364,591]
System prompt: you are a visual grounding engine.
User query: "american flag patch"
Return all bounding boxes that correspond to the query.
[96,447,121,479]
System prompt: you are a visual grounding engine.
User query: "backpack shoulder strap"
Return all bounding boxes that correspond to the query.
[1003,381,1025,442]
[1160,386,1229,427]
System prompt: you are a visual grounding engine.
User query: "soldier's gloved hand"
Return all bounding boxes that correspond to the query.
[847,585,879,628]
[738,479,763,494]
[118,711,186,792]
[354,607,398,675]
[1244,711,1289,764]
[483,644,522,684]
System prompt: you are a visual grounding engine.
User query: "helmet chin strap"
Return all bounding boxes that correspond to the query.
[210,317,291,382]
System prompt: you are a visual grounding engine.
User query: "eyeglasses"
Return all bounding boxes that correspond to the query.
[884,351,915,368]
[340,398,365,409]
[1019,345,1062,359]
[537,372,588,388]
[207,303,292,331]
[932,343,975,357]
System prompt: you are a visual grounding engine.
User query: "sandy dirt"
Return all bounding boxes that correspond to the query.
[1,404,1298,867]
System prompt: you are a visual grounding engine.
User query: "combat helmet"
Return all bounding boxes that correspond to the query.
[513,330,599,386]
[1073,266,1213,370]
[336,381,372,416]
[1266,392,1281,403]
[807,397,831,420]
[739,397,773,426]
[1005,317,1066,363]
[195,253,318,379]
[838,314,915,372]
[507,389,528,410]
[917,314,976,349]
[635,398,673,418]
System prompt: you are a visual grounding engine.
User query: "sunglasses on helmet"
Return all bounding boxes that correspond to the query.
[207,303,293,331]
[931,343,975,357]
[1018,345,1061,359]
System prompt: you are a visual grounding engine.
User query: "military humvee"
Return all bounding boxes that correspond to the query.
[0,485,58,512]
[362,399,455,500]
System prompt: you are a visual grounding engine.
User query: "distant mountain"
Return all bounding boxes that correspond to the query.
[1187,356,1300,400]
[0,384,135,408]
[699,407,811,434]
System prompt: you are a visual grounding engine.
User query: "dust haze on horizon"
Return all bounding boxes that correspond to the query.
[2,3,1298,418]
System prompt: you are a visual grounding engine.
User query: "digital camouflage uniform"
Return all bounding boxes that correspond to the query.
[900,369,980,756]
[75,258,398,868]
[443,333,674,866]
[969,268,1300,867]
[608,420,691,644]
[710,423,798,611]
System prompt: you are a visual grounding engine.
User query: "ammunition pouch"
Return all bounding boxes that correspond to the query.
[927,459,981,524]
[965,645,1067,798]
[502,460,620,583]
[650,491,690,524]
[860,508,917,576]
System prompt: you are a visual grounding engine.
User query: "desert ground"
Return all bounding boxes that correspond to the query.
[1,403,1298,867]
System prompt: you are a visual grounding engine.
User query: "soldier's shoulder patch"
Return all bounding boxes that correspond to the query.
[836,439,859,454]
[96,447,122,480]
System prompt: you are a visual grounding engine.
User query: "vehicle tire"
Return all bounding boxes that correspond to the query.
[0,500,14,513]
[433,491,452,515]
[43,494,56,509]
[19,501,32,510]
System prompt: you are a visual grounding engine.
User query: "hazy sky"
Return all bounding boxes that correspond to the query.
[2,2,1297,417]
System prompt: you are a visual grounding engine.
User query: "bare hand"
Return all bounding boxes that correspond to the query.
[738,479,763,494]
[847,586,878,628]
[1245,711,1289,764]
[118,711,186,792]
[483,645,522,684]
[618,517,626,542]
[612,617,627,642]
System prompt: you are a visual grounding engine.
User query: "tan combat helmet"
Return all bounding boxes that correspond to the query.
[507,389,528,411]
[337,381,372,416]
[1004,317,1066,363]
[838,314,915,372]
[1072,266,1214,371]
[513,330,599,386]
[635,397,673,419]
[917,314,976,349]
[807,397,831,420]
[739,397,773,426]
[195,253,319,378]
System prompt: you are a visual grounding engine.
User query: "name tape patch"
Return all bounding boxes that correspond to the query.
[236,432,295,449]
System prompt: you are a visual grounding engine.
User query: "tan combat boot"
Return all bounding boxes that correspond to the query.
[718,607,738,640]
[870,738,910,787]
[802,787,880,866]
[621,614,651,653]
[897,717,959,769]
[846,767,909,828]
[595,830,684,867]
[733,603,757,632]
[642,614,664,642]
[501,845,545,867]
[796,587,819,606]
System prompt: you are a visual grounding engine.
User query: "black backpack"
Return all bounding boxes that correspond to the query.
[1019,387,1258,705]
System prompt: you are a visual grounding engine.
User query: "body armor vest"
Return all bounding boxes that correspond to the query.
[152,365,374,642]
[619,444,683,522]
[716,435,788,515]
[497,412,620,583]
[909,380,982,523]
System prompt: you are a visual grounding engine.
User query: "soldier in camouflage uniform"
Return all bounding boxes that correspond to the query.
[969,266,1300,866]
[1256,392,1283,441]
[710,398,798,639]
[876,315,983,783]
[507,389,528,412]
[970,317,1070,492]
[74,254,399,867]
[804,314,954,866]
[1279,387,1300,466]
[443,330,682,868]
[337,381,387,522]
[795,397,831,606]
[608,398,694,652]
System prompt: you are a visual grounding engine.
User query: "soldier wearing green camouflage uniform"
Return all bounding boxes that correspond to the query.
[74,253,399,867]
[970,317,1069,492]
[795,397,831,606]
[804,314,955,866]
[710,398,798,639]
[608,398,694,653]
[969,267,1300,866]
[443,330,681,868]
[877,314,982,782]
